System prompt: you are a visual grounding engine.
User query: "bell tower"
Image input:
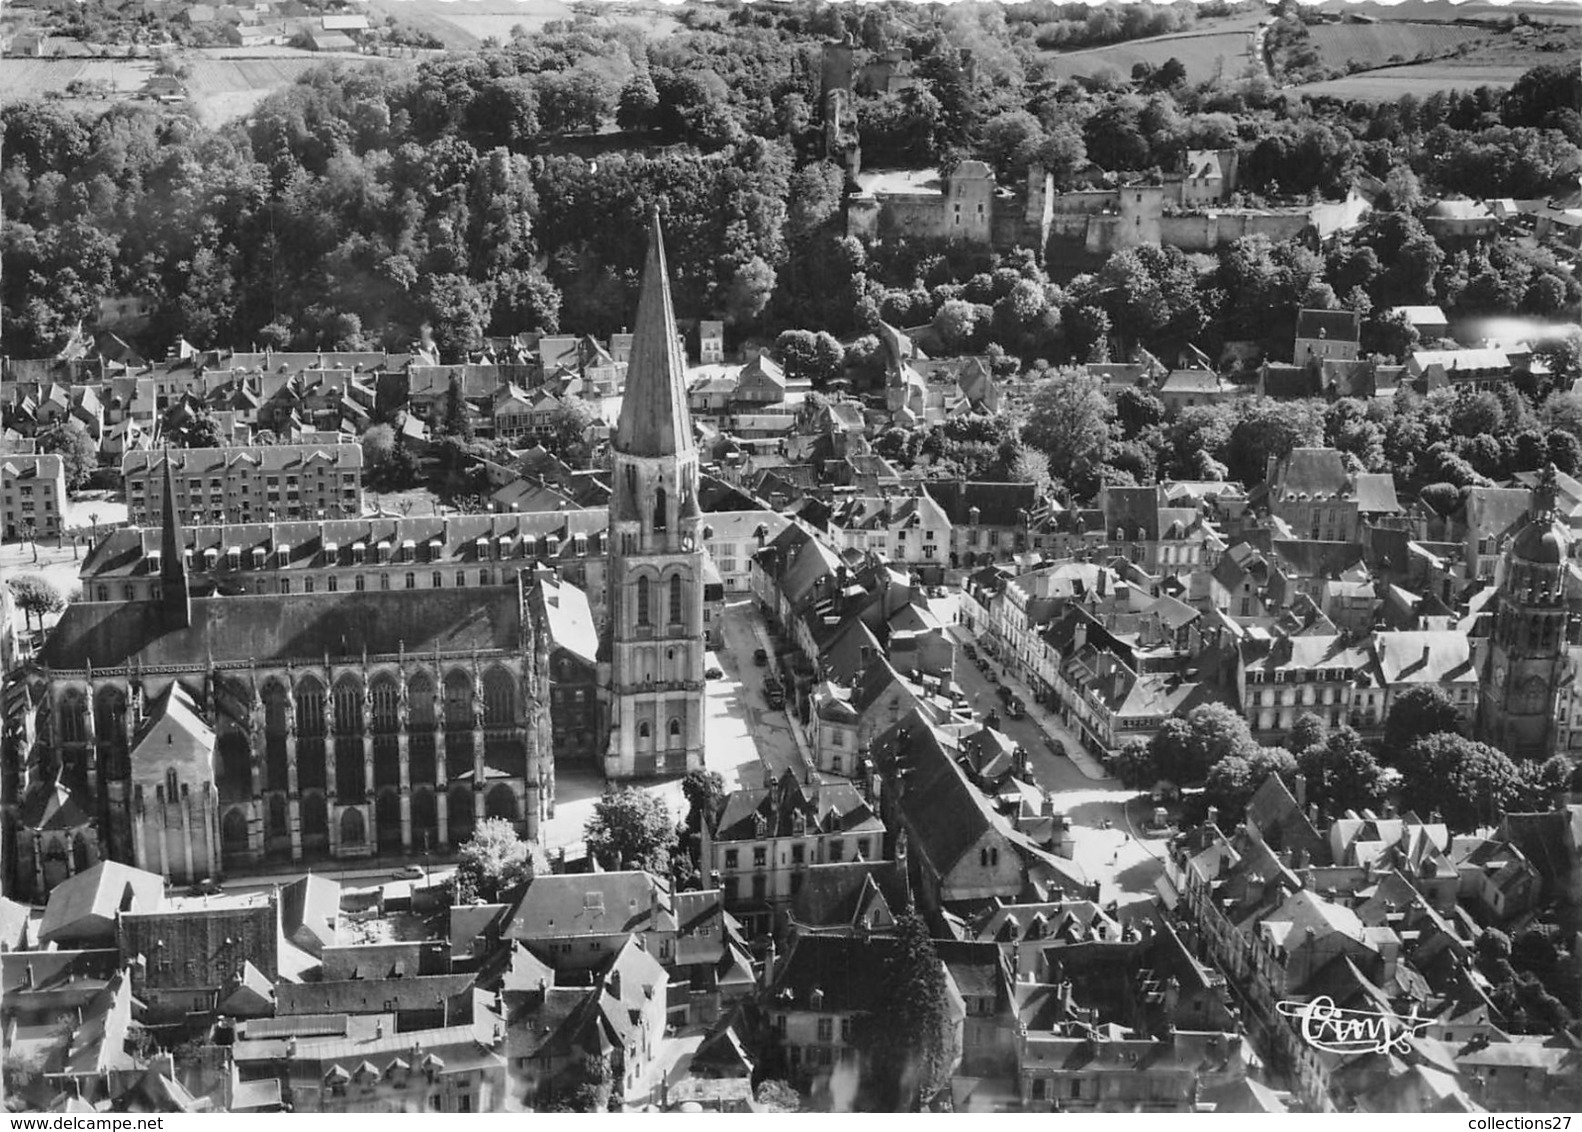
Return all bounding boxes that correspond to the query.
[1479,466,1572,759]
[601,211,706,779]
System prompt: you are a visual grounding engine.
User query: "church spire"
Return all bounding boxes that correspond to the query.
[160,450,190,628]
[614,209,695,459]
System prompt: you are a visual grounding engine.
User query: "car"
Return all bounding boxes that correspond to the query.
[1046,737,1067,759]
[753,648,768,666]
[187,878,223,897]
[392,865,425,881]
[997,685,1014,704]
[704,666,724,680]
[986,671,999,685]
[963,644,978,661]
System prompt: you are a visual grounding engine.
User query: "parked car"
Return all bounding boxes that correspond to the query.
[986,670,1000,685]
[187,878,223,896]
[704,666,724,680]
[963,644,978,661]
[1045,736,1067,759]
[753,648,768,666]
[1007,696,1026,720]
[763,675,785,710]
[997,685,1014,704]
[392,865,425,881]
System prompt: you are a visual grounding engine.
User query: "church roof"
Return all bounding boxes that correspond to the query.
[37,587,523,670]
[614,212,694,458]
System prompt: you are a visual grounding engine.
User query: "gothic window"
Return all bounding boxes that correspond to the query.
[669,574,683,624]
[370,678,399,733]
[668,718,681,743]
[59,692,87,743]
[625,465,637,502]
[636,576,651,626]
[654,485,667,532]
[333,679,363,735]
[482,667,515,727]
[443,671,472,728]
[296,679,326,736]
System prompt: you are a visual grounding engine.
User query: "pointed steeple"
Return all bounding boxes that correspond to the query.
[614,210,695,458]
[160,450,191,628]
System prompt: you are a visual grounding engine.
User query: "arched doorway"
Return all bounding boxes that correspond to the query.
[222,808,250,861]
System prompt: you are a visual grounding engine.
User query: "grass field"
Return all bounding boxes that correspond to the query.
[1296,61,1535,98]
[1043,27,1261,85]
[1303,21,1490,69]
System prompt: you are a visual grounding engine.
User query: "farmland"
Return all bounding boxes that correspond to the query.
[361,0,675,51]
[1302,22,1489,70]
[1042,26,1261,86]
[1294,62,1539,100]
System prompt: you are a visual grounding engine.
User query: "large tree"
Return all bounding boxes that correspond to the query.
[7,574,67,634]
[1297,726,1386,818]
[453,816,548,903]
[1398,733,1526,832]
[1149,703,1260,786]
[1021,371,1113,495]
[584,788,676,874]
[1382,685,1463,757]
[36,419,97,490]
[851,913,953,1110]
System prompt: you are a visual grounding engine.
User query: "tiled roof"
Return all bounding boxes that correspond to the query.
[1296,308,1361,342]
[38,862,165,945]
[505,871,676,942]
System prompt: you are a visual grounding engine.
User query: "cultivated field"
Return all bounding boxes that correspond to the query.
[1294,61,1539,99]
[1043,28,1261,86]
[360,0,675,50]
[1303,21,1490,69]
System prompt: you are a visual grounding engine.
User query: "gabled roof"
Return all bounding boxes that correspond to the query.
[714,775,882,842]
[788,861,908,932]
[38,861,165,945]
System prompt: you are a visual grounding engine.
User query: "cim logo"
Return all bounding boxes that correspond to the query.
[1275,996,1432,1056]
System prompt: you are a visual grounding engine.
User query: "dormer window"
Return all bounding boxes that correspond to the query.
[352,543,366,565]
[377,540,391,564]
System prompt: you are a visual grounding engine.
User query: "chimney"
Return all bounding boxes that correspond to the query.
[23,963,33,989]
[1293,774,1307,811]
[607,969,622,1000]
[762,939,778,990]
[1206,806,1219,828]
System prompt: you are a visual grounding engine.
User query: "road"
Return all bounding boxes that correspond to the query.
[950,642,1164,907]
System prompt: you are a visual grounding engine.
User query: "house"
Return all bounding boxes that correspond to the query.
[698,321,725,364]
[502,936,667,1109]
[1264,447,1401,544]
[1424,199,1499,240]
[703,771,885,937]
[1294,309,1362,367]
[764,933,964,1099]
[119,892,283,1016]
[121,444,363,526]
[504,871,683,970]
[1179,148,1239,207]
[1390,305,1451,343]
[303,28,358,51]
[1406,348,1513,393]
[1157,369,1238,414]
[701,511,786,595]
[1,454,68,539]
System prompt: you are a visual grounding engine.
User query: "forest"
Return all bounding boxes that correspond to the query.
[1,1,1577,371]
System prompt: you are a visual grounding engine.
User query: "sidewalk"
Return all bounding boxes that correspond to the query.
[740,605,815,776]
[947,625,1114,783]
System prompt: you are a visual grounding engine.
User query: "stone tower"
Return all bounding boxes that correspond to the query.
[1479,467,1573,760]
[601,211,706,779]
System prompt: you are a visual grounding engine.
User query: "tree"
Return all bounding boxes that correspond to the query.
[7,574,67,635]
[36,419,98,490]
[1288,712,1327,755]
[680,768,725,834]
[1298,726,1386,818]
[440,373,474,441]
[1022,371,1113,493]
[585,787,676,873]
[724,256,776,327]
[1110,738,1156,789]
[362,423,397,471]
[616,70,660,132]
[1399,733,1525,832]
[851,913,952,1110]
[1383,685,1463,756]
[1006,444,1053,496]
[453,816,547,904]
[545,397,597,462]
[1149,703,1260,785]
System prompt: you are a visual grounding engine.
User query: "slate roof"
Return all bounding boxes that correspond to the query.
[769,934,900,1014]
[38,861,165,945]
[714,775,882,842]
[280,874,340,954]
[1370,630,1476,685]
[615,212,693,458]
[922,481,1040,528]
[505,871,676,941]
[276,974,476,1017]
[1296,309,1362,342]
[121,443,362,476]
[787,861,908,932]
[38,587,524,670]
[531,575,597,666]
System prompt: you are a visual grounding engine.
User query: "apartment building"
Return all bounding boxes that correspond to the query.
[1,454,68,539]
[122,445,363,525]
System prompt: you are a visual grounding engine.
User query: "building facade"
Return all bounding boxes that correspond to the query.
[122,444,364,526]
[1,454,67,540]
